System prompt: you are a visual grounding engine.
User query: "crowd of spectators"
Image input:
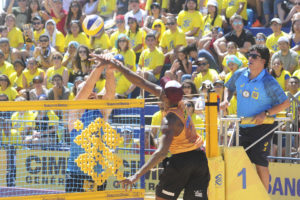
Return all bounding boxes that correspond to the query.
[0,0,299,149]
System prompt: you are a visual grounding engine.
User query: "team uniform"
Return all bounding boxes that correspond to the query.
[225,68,288,167]
[156,106,210,200]
[66,110,106,192]
[159,27,187,52]
[177,11,204,37]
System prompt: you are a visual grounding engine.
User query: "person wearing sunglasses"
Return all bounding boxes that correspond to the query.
[32,15,45,44]
[271,36,298,74]
[151,19,166,43]
[143,2,167,34]
[44,51,68,89]
[221,45,290,191]
[266,18,288,54]
[214,15,255,56]
[33,34,55,70]
[110,15,127,48]
[192,57,219,91]
[64,0,83,34]
[255,32,267,46]
[159,16,187,63]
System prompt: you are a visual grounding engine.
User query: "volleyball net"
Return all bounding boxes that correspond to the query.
[0,99,147,199]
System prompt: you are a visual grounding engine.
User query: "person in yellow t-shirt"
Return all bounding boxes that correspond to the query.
[98,0,116,20]
[177,0,204,39]
[203,0,223,36]
[145,0,168,13]
[221,41,248,73]
[22,57,45,90]
[5,14,24,49]
[222,0,247,21]
[44,52,69,89]
[0,50,16,78]
[151,19,166,43]
[45,19,65,53]
[90,29,111,50]
[270,57,291,91]
[0,75,19,101]
[127,17,145,63]
[293,68,300,80]
[64,20,90,51]
[224,55,243,83]
[10,60,25,91]
[266,18,288,54]
[110,15,127,47]
[160,16,187,62]
[192,57,219,90]
[32,15,45,45]
[138,33,165,83]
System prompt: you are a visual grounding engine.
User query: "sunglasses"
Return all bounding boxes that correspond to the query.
[196,62,208,66]
[233,21,243,26]
[151,5,160,9]
[256,38,265,41]
[154,24,161,28]
[248,53,261,59]
[33,80,42,84]
[71,4,79,7]
[119,39,127,43]
[32,22,41,25]
[79,50,87,54]
[166,22,175,26]
[185,104,193,107]
[290,81,299,84]
[183,86,191,89]
[53,56,62,60]
[116,20,124,24]
[39,39,48,42]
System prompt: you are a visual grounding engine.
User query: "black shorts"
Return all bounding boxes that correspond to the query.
[156,149,210,200]
[239,123,277,167]
[65,171,107,193]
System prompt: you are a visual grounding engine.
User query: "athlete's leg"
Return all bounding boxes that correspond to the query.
[255,164,269,191]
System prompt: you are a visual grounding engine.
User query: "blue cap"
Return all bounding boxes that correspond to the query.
[114,54,124,62]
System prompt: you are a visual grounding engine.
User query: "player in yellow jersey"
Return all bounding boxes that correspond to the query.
[91,54,210,200]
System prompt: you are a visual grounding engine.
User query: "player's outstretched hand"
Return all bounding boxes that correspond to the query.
[119,174,139,191]
[90,53,122,69]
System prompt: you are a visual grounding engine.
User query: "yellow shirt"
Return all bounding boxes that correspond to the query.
[145,0,168,10]
[112,48,137,71]
[177,10,204,36]
[9,72,23,89]
[138,47,164,79]
[97,0,108,15]
[103,0,116,15]
[91,33,111,50]
[222,0,248,20]
[128,30,145,53]
[194,69,219,90]
[266,31,289,53]
[293,69,300,80]
[65,32,90,49]
[54,31,65,53]
[7,27,24,48]
[159,27,187,52]
[22,68,44,88]
[95,79,106,93]
[34,29,45,43]
[69,92,75,100]
[203,14,223,36]
[0,86,18,101]
[45,66,67,89]
[227,95,237,115]
[110,30,127,48]
[275,70,291,91]
[151,110,163,137]
[222,52,248,69]
[0,61,16,77]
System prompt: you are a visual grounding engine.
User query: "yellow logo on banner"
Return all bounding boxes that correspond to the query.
[74,118,124,185]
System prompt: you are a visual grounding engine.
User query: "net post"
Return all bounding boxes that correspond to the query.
[139,105,145,189]
[205,91,219,158]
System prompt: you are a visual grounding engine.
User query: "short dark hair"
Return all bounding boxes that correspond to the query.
[184,42,197,53]
[249,45,270,69]
[0,74,11,87]
[145,32,156,40]
[290,76,300,83]
[184,0,198,11]
[52,74,63,82]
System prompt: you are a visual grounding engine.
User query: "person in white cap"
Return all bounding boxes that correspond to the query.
[90,53,210,200]
[266,18,288,53]
[202,0,223,37]
[271,36,299,74]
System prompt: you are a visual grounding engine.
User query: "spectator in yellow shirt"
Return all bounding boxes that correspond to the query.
[203,0,223,37]
[64,20,90,51]
[44,52,69,89]
[266,18,288,54]
[5,14,24,49]
[224,55,243,83]
[64,1,84,34]
[22,57,45,90]
[143,2,167,34]
[45,19,65,53]
[110,15,127,48]
[90,29,111,50]
[0,74,19,101]
[151,19,166,43]
[270,57,291,91]
[0,38,19,64]
[32,15,45,45]
[222,0,247,22]
[177,0,204,41]
[10,59,25,91]
[160,16,187,63]
[0,49,16,78]
[127,16,145,63]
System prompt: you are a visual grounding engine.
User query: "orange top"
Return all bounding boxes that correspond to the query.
[167,106,203,155]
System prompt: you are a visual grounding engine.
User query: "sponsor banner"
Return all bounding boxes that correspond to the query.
[269,162,300,200]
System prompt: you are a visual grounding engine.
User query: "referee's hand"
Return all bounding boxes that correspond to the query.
[119,174,139,191]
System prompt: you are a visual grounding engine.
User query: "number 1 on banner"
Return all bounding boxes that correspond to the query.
[238,168,246,189]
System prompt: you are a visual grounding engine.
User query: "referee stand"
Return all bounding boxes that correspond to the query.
[205,90,270,200]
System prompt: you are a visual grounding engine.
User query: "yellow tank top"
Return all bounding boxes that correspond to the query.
[167,107,203,155]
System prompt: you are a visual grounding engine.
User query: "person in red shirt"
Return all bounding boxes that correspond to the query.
[44,0,67,35]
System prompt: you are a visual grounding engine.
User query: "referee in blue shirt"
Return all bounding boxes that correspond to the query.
[220,45,290,191]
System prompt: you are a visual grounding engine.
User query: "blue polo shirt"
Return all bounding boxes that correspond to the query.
[67,110,104,174]
[225,68,288,127]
